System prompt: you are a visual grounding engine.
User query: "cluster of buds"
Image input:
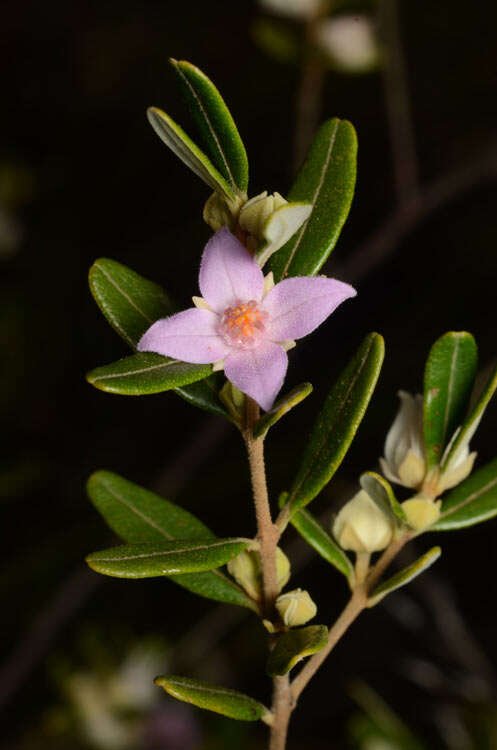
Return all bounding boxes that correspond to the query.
[227,547,291,602]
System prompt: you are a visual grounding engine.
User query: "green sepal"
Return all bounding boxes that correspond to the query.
[423,332,478,470]
[87,353,212,395]
[266,625,328,677]
[431,457,497,530]
[279,493,353,580]
[253,383,313,438]
[147,106,235,199]
[442,362,497,471]
[359,472,407,524]
[171,59,249,193]
[269,118,357,281]
[87,471,256,609]
[89,258,173,349]
[154,675,269,722]
[285,333,384,515]
[86,538,252,579]
[368,547,441,607]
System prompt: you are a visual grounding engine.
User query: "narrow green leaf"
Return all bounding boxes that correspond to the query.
[431,457,497,530]
[423,332,478,469]
[86,538,251,579]
[266,625,328,676]
[359,472,406,524]
[253,383,313,438]
[155,675,268,722]
[442,362,497,471]
[171,59,249,193]
[175,372,232,420]
[286,333,384,515]
[87,353,211,395]
[368,547,441,607]
[89,258,173,349]
[147,107,235,199]
[269,118,357,281]
[87,471,256,609]
[278,494,353,580]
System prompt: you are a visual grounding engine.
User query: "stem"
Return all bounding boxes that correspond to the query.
[270,675,293,750]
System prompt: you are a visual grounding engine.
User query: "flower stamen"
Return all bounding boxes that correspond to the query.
[219,300,268,350]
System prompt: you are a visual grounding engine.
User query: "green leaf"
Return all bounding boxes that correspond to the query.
[431,457,497,530]
[278,494,353,580]
[89,258,173,349]
[269,118,357,281]
[87,353,211,395]
[253,383,313,438]
[266,625,328,676]
[171,59,249,194]
[147,106,235,199]
[359,472,407,524]
[154,675,269,722]
[285,333,384,515]
[442,362,497,471]
[86,538,251,579]
[423,332,478,470]
[175,372,232,420]
[368,547,441,607]
[87,471,256,609]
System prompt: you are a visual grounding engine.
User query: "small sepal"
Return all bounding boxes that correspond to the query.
[266,625,328,677]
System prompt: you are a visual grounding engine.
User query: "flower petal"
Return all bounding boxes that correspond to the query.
[137,308,229,363]
[262,276,356,341]
[199,227,264,313]
[224,341,288,411]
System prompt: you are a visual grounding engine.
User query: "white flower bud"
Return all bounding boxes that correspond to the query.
[380,391,427,490]
[239,191,287,239]
[259,0,322,21]
[401,497,441,532]
[333,490,394,553]
[227,548,290,601]
[315,15,380,73]
[275,588,317,627]
[438,426,477,493]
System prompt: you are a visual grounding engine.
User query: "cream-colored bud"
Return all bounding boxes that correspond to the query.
[333,490,394,553]
[239,191,287,239]
[227,548,290,600]
[275,588,317,627]
[402,497,441,531]
[315,15,380,73]
[380,391,427,490]
[203,191,241,232]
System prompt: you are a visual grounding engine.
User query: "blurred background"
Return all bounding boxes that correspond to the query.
[2,0,497,747]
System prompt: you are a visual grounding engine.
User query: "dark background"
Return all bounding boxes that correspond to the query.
[2,0,497,747]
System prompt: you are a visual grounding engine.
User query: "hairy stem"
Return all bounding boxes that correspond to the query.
[270,675,293,750]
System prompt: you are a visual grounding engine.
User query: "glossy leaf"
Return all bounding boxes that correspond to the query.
[266,625,328,676]
[423,332,478,469]
[368,547,441,607]
[86,538,251,579]
[278,493,353,580]
[360,472,406,524]
[89,258,173,349]
[284,333,384,515]
[442,362,497,470]
[171,59,249,193]
[253,383,313,438]
[147,106,235,199]
[175,372,232,420]
[269,118,357,281]
[87,353,211,395]
[431,457,497,530]
[87,471,256,609]
[155,676,269,722]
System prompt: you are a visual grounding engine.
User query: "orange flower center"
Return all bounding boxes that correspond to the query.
[219,300,268,350]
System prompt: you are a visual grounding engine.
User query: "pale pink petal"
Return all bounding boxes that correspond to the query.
[262,276,356,341]
[199,227,264,313]
[137,308,229,363]
[224,340,288,411]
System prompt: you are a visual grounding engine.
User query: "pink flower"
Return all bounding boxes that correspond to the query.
[138,228,356,411]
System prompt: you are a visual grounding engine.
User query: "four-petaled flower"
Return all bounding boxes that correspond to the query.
[138,228,356,410]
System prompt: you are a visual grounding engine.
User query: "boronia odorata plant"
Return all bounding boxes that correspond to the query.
[84,60,497,749]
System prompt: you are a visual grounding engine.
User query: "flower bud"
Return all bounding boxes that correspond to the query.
[239,191,287,239]
[275,588,317,627]
[203,191,242,232]
[402,497,441,532]
[438,432,477,493]
[315,15,380,74]
[380,391,427,490]
[227,548,290,601]
[333,490,393,553]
